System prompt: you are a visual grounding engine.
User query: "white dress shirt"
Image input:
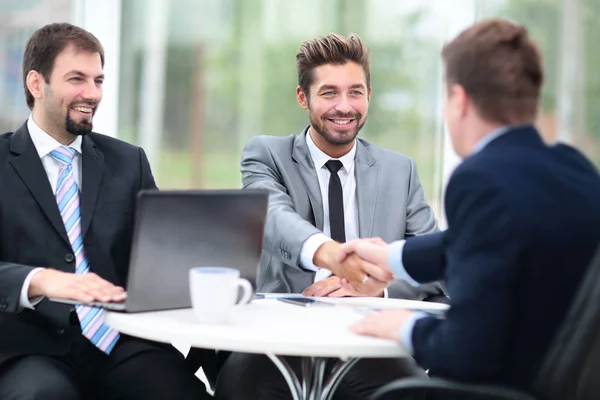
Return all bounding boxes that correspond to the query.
[18,115,83,310]
[299,129,358,281]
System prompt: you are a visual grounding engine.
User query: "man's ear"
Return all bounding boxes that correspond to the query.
[26,70,45,102]
[296,86,308,110]
[452,84,469,118]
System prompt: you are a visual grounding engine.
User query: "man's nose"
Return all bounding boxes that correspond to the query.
[334,95,353,114]
[81,79,102,103]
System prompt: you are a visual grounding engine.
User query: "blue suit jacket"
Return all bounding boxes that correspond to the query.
[402,126,600,392]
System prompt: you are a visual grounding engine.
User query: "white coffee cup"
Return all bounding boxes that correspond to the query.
[189,267,253,324]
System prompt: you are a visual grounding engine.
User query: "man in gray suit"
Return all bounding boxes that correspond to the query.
[215,33,437,400]
[242,36,443,301]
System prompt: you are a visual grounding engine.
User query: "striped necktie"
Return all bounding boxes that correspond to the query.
[50,146,120,354]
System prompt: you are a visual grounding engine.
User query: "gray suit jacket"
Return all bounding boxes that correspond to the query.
[241,128,443,299]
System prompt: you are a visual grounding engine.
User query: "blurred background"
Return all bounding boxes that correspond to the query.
[1,0,598,226]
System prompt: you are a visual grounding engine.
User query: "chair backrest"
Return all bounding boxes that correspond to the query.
[534,245,600,400]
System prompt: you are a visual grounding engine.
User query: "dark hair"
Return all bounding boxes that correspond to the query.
[441,18,543,125]
[22,22,104,110]
[296,33,370,96]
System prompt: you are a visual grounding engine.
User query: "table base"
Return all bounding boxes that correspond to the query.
[267,354,359,400]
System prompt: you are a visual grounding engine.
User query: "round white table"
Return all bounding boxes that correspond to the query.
[105,298,446,400]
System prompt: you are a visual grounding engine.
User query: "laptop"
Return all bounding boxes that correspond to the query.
[50,189,268,312]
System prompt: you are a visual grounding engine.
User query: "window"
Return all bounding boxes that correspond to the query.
[0,0,72,132]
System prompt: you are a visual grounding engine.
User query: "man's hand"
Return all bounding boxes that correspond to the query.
[327,284,385,298]
[333,276,387,297]
[302,276,342,297]
[313,241,393,294]
[337,238,393,288]
[303,276,385,298]
[29,269,127,303]
[350,309,415,343]
[313,241,343,272]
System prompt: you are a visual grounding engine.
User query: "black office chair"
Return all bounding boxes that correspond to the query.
[534,244,600,400]
[372,245,600,400]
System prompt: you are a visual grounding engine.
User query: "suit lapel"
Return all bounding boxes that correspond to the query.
[80,135,104,239]
[291,128,324,230]
[8,123,71,247]
[355,140,379,237]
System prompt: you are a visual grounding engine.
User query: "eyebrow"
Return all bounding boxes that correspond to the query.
[350,84,366,90]
[317,83,366,92]
[64,70,105,80]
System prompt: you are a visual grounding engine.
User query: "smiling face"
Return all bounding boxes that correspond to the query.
[27,44,103,141]
[297,61,371,158]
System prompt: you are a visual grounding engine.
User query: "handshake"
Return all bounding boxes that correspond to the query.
[303,238,396,298]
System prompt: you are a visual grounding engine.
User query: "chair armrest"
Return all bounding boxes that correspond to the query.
[371,377,538,400]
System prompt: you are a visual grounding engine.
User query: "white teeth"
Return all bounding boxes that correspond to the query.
[333,119,351,125]
[73,106,92,113]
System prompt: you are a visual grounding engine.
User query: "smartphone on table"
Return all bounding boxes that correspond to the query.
[277,297,334,307]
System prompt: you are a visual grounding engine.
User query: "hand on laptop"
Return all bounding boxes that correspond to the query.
[29,269,127,303]
[303,276,385,298]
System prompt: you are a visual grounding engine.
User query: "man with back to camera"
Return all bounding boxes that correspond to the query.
[0,23,212,399]
[214,32,441,400]
[335,18,600,395]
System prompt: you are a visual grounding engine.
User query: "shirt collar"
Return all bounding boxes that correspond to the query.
[27,115,83,159]
[472,124,534,154]
[472,126,511,154]
[305,127,356,173]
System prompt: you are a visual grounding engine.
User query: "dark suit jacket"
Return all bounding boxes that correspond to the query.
[0,122,157,366]
[401,126,600,392]
[241,128,444,299]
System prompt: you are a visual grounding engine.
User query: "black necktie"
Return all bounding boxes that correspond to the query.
[325,160,345,243]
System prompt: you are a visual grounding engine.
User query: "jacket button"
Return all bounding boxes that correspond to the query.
[0,303,6,309]
[57,327,65,334]
[64,253,75,263]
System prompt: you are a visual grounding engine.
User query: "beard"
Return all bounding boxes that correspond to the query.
[309,109,365,146]
[65,110,93,136]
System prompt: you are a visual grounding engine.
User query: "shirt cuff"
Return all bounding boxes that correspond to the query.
[398,311,428,355]
[314,268,333,282]
[300,233,332,272]
[19,268,45,311]
[388,240,420,287]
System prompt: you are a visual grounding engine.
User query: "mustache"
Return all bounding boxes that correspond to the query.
[323,111,361,119]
